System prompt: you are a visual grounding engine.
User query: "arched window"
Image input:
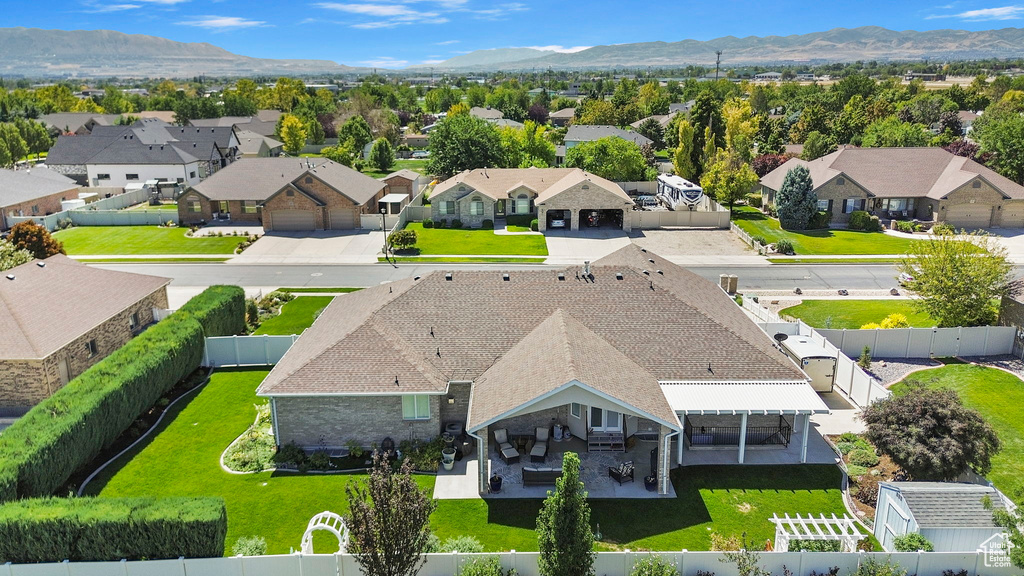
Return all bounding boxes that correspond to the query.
[471,196,484,216]
[516,193,529,215]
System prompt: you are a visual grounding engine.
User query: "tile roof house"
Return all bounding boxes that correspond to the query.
[0,168,80,230]
[45,119,239,187]
[759,147,1024,229]
[178,157,386,231]
[257,245,828,495]
[429,167,635,231]
[875,482,1010,552]
[0,255,170,407]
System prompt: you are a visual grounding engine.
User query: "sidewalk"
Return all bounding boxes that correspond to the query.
[72,254,234,260]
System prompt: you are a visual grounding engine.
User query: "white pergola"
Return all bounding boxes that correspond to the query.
[300,511,350,555]
[771,513,860,552]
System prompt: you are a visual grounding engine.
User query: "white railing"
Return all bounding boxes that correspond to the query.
[202,335,299,367]
[817,326,1015,359]
[3,550,1016,576]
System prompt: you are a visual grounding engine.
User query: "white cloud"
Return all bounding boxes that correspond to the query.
[926,5,1024,19]
[521,45,591,53]
[136,0,192,4]
[360,56,408,67]
[315,0,525,27]
[177,15,269,30]
[435,39,460,45]
[83,3,141,12]
[420,59,445,64]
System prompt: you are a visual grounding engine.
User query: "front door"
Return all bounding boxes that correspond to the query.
[496,199,506,216]
[590,407,622,432]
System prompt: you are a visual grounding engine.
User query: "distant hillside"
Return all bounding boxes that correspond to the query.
[0,27,365,77]
[425,26,1024,71]
[410,48,556,69]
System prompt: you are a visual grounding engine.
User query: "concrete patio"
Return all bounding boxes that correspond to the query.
[679,426,840,466]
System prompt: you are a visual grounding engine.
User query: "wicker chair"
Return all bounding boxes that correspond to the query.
[530,426,550,462]
[493,428,520,464]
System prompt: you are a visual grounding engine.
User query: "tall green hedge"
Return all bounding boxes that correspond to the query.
[0,496,227,562]
[177,285,246,337]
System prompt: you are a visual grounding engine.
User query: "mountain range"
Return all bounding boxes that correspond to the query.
[3,26,1024,78]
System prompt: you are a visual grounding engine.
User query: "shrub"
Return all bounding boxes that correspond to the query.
[808,210,832,230]
[846,464,869,477]
[505,214,534,228]
[438,535,485,553]
[274,441,307,468]
[747,194,763,208]
[530,218,539,232]
[481,219,494,230]
[848,448,880,468]
[232,535,268,556]
[858,346,872,370]
[852,556,907,576]
[867,215,882,232]
[630,555,679,576]
[710,532,742,551]
[388,229,418,251]
[893,532,934,552]
[422,218,434,229]
[399,436,444,472]
[848,210,872,230]
[0,496,227,562]
[309,450,332,470]
[790,540,841,552]
[177,285,246,337]
[461,556,516,576]
[751,235,767,246]
[775,238,795,255]
[860,322,881,330]
[895,220,915,233]
[932,222,954,235]
[451,219,463,229]
[880,313,910,329]
[853,474,881,507]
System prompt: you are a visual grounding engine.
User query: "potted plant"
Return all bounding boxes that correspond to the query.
[441,446,457,471]
[489,473,502,493]
[442,432,455,449]
[644,474,657,491]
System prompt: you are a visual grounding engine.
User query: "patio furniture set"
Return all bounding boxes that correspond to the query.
[494,427,550,464]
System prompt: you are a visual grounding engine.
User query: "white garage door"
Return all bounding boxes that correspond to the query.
[1002,204,1024,228]
[945,204,992,230]
[329,208,356,230]
[271,210,315,231]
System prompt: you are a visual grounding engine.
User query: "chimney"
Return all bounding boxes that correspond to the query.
[583,261,591,276]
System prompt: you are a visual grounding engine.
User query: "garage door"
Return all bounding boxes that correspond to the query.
[329,208,356,230]
[1002,204,1024,228]
[271,210,315,231]
[945,204,992,230]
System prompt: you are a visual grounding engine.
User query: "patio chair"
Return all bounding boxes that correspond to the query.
[530,426,549,463]
[493,428,520,465]
[608,461,635,485]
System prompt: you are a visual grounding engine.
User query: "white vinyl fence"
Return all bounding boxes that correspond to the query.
[202,335,299,367]
[8,187,155,231]
[3,550,1018,576]
[817,326,1015,359]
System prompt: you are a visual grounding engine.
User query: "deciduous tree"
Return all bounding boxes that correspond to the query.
[278,114,307,155]
[564,136,656,182]
[672,119,696,180]
[0,239,33,271]
[861,117,930,148]
[427,114,503,178]
[537,452,594,576]
[8,221,64,259]
[700,150,759,215]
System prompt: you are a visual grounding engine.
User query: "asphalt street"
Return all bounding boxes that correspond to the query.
[92,262,954,291]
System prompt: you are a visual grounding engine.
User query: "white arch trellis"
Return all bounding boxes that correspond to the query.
[771,513,860,552]
[300,511,350,555]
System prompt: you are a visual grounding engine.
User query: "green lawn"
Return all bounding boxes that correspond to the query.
[278,287,362,294]
[88,369,850,555]
[253,296,334,335]
[733,206,923,256]
[126,203,178,211]
[362,159,431,179]
[781,300,934,329]
[55,227,242,255]
[381,257,547,263]
[891,364,1024,499]
[75,257,232,263]
[403,223,548,256]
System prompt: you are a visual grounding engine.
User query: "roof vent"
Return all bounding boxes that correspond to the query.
[502,273,510,281]
[445,273,453,281]
[615,272,623,280]
[5,274,13,280]
[648,259,655,263]
[36,262,45,267]
[583,261,591,276]
[557,272,565,281]
[642,269,649,275]
[413,275,421,281]
[657,270,663,275]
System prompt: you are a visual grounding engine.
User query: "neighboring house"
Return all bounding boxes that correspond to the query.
[380,169,421,199]
[470,107,504,121]
[46,119,238,187]
[558,125,654,165]
[669,100,695,114]
[875,482,1008,552]
[38,112,121,135]
[256,245,827,496]
[133,110,178,124]
[177,157,386,231]
[403,133,429,148]
[0,168,80,230]
[549,107,576,127]
[759,147,1024,229]
[754,72,783,81]
[492,118,525,129]
[0,255,170,407]
[236,130,284,158]
[429,167,635,231]
[958,111,980,135]
[783,143,804,156]
[190,110,282,138]
[630,114,676,131]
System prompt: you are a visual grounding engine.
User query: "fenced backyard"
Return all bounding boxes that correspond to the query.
[8,187,169,230]
[202,335,299,367]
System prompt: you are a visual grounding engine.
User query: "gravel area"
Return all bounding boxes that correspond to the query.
[867,358,942,386]
[631,229,751,256]
[961,355,1024,378]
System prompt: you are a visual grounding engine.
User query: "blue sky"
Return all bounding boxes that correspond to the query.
[11,1,1024,68]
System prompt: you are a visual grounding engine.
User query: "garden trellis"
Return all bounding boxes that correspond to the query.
[771,513,860,552]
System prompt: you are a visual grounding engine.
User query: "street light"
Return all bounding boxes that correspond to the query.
[380,207,388,261]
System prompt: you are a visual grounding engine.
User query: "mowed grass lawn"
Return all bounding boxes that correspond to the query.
[55,226,242,255]
[781,300,934,329]
[253,296,334,335]
[404,223,548,256]
[362,159,430,179]
[88,367,849,554]
[891,364,1024,499]
[733,206,923,255]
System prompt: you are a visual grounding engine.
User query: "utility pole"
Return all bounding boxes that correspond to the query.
[715,50,723,81]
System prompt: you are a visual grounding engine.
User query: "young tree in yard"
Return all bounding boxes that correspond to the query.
[672,119,696,180]
[774,165,816,230]
[345,451,436,576]
[537,452,594,576]
[368,138,395,172]
[427,114,503,179]
[0,239,33,271]
[387,229,417,252]
[862,385,1001,480]
[8,221,64,259]
[898,233,1015,327]
[564,136,656,182]
[700,150,759,215]
[278,114,307,155]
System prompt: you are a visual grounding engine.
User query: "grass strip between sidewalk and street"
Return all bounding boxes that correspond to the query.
[380,256,548,263]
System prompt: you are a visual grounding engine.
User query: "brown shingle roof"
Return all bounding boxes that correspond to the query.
[433,167,627,203]
[257,245,805,397]
[188,157,384,204]
[0,255,169,360]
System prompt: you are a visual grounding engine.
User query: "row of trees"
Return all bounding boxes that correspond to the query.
[0,118,50,167]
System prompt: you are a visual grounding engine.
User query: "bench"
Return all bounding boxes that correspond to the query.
[522,466,562,486]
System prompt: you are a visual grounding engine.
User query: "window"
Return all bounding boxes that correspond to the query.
[516,194,529,215]
[471,198,484,216]
[843,198,864,214]
[305,177,313,184]
[189,200,202,213]
[571,402,581,418]
[96,174,110,180]
[836,177,845,186]
[244,200,257,214]
[189,171,197,179]
[219,201,229,213]
[31,205,39,215]
[85,339,98,357]
[286,189,295,196]
[402,395,430,420]
[176,178,184,183]
[973,180,982,189]
[129,312,140,332]
[817,199,830,211]
[440,200,455,215]
[126,174,139,181]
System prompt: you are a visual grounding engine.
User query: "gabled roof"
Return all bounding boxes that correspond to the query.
[257,245,807,398]
[381,169,421,183]
[188,157,384,204]
[565,124,653,148]
[470,106,504,120]
[46,120,232,167]
[535,169,632,203]
[0,255,169,360]
[549,107,576,119]
[760,147,1024,200]
[433,167,624,203]
[884,482,1006,528]
[236,130,283,155]
[38,113,121,134]
[0,168,79,207]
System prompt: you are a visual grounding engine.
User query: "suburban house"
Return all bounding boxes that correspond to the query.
[0,168,80,231]
[403,133,429,148]
[754,71,783,81]
[874,482,1009,552]
[669,100,695,114]
[256,245,829,496]
[190,110,282,137]
[759,147,1024,229]
[549,107,576,127]
[0,255,170,407]
[177,157,386,231]
[38,112,122,135]
[429,167,635,232]
[557,125,654,164]
[630,114,677,131]
[470,107,504,121]
[236,130,284,158]
[46,119,238,187]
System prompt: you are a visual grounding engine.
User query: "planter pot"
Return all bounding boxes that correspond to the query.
[644,475,657,491]
[489,475,503,493]
[441,448,456,470]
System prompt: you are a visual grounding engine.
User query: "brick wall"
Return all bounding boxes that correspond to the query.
[538,181,632,232]
[810,178,870,224]
[273,394,442,449]
[0,287,168,406]
[439,382,471,432]
[937,180,1005,227]
[263,186,325,231]
[1,187,78,230]
[491,406,567,437]
[178,192,263,225]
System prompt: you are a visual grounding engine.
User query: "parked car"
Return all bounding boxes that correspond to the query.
[412,151,430,158]
[550,218,566,229]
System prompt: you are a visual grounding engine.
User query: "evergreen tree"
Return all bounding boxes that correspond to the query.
[368,138,395,172]
[775,165,817,230]
[536,452,594,576]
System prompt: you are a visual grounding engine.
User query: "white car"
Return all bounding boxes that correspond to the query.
[411,151,429,159]
[898,272,914,286]
[549,218,566,229]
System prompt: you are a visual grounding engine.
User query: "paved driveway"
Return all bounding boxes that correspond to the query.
[543,228,632,264]
[229,230,384,264]
[988,228,1024,263]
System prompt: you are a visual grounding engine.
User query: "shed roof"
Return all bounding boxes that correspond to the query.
[884,482,1006,528]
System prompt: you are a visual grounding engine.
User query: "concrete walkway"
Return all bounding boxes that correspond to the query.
[73,254,235,259]
[228,230,383,264]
